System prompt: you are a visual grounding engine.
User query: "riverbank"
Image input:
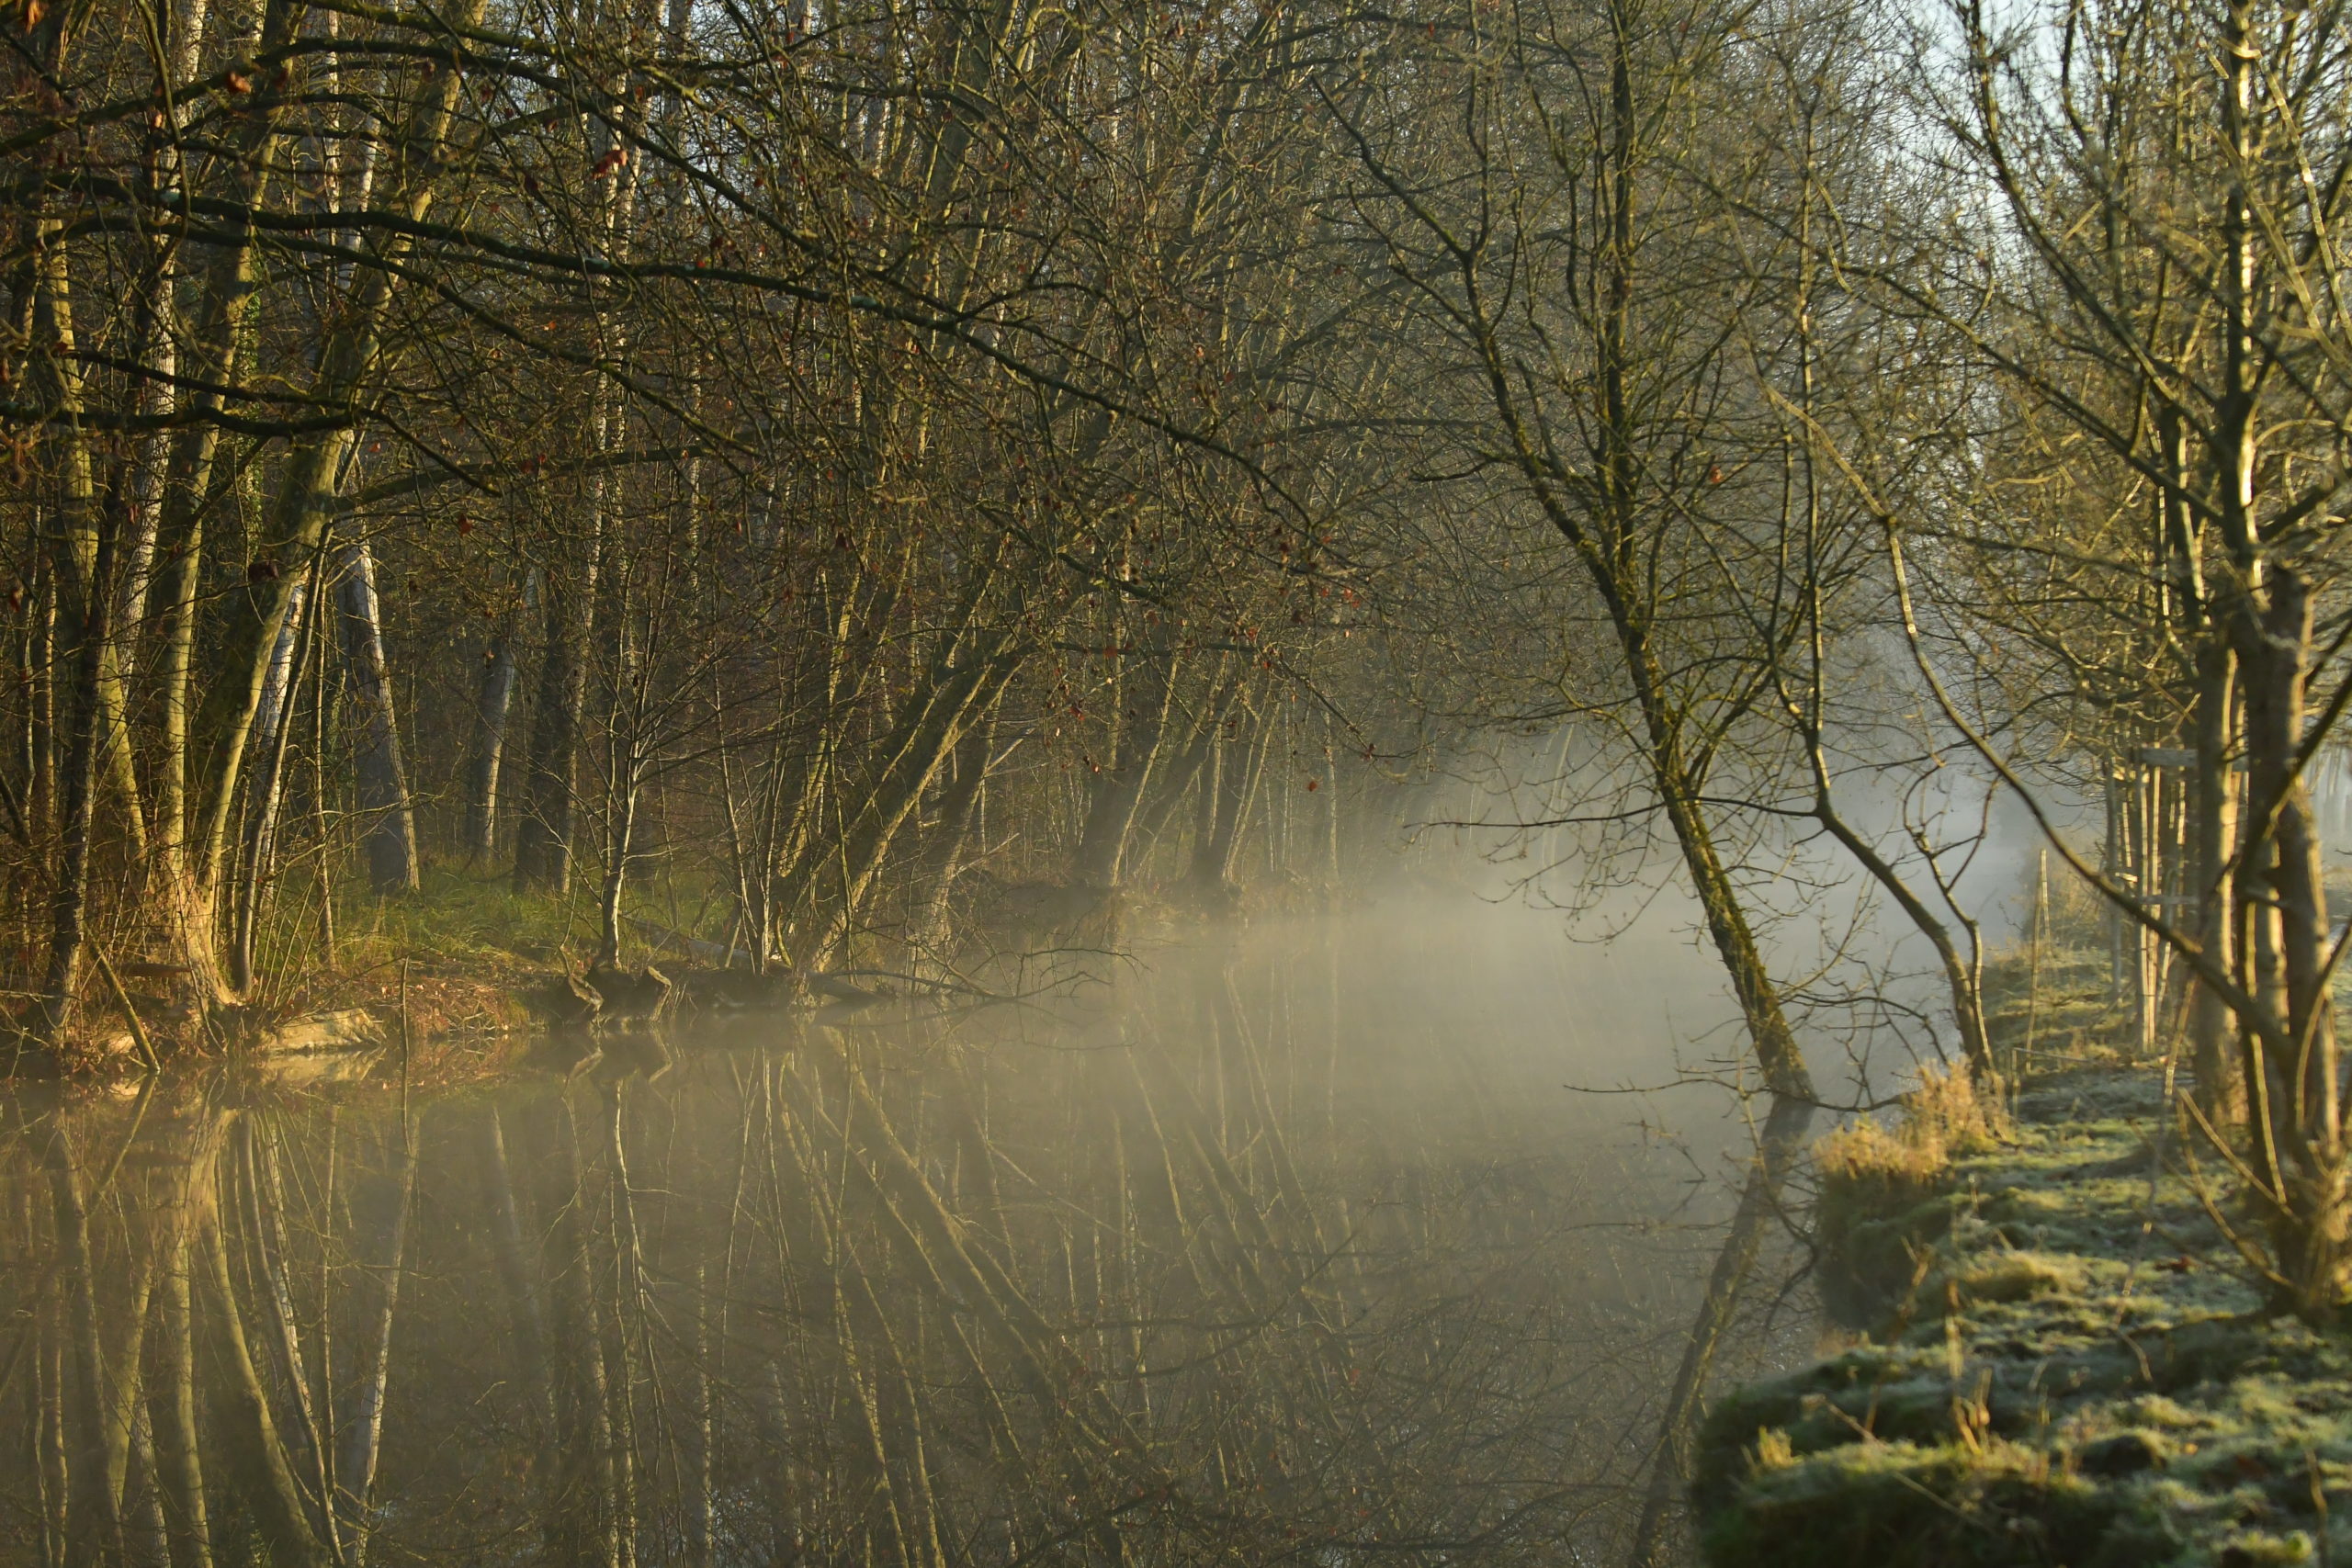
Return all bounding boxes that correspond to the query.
[10,862,1298,1075]
[1695,1063,2350,1567]
[8,869,576,1073]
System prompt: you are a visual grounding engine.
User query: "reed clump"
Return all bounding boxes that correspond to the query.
[1817,1066,2009,1210]
[1813,1066,2011,1327]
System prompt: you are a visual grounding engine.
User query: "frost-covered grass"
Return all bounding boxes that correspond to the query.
[1698,1066,2352,1567]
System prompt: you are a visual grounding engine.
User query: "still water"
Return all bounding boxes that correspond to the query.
[0,907,1782,1567]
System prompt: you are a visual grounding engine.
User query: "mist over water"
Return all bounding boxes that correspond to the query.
[0,905,1791,1567]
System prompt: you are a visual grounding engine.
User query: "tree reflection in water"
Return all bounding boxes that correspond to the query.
[0,914,1793,1566]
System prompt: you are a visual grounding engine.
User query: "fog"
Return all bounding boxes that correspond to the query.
[15,0,2352,1553]
[0,899,1812,1568]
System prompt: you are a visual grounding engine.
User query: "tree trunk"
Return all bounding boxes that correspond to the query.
[184,0,482,984]
[1626,1096,1815,1566]
[29,175,147,870]
[153,1188,213,1568]
[335,540,419,896]
[199,1210,329,1568]
[231,565,323,995]
[515,67,643,896]
[779,625,1023,968]
[466,572,531,863]
[1071,641,1175,889]
[542,1105,620,1568]
[1126,665,1243,873]
[688,1264,713,1568]
[149,0,307,1006]
[594,761,641,971]
[913,694,1000,949]
[45,1122,122,1565]
[476,1107,558,1495]
[513,536,600,895]
[2189,637,2240,1117]
[2233,568,2346,1311]
[36,480,122,1051]
[1191,695,1263,891]
[333,1121,417,1567]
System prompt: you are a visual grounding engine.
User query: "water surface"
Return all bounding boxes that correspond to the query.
[0,907,1776,1566]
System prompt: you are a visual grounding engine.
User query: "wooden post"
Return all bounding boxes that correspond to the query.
[2140,755,2158,1056]
[2105,766,2126,1009]
[2024,848,2047,1071]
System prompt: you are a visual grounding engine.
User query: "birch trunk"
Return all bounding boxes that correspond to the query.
[466,572,532,862]
[335,540,419,895]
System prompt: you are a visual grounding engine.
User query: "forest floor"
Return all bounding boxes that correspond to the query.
[1695,1052,2352,1568]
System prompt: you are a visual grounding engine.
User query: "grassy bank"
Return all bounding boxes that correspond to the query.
[19,866,633,1071]
[44,859,1174,1071]
[1695,1055,2352,1567]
